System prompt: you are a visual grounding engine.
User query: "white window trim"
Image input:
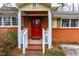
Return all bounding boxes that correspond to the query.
[69,19,71,27]
[0,26,18,27]
[11,17,12,26]
[60,18,62,27]
[60,18,79,28]
[2,17,4,26]
[78,19,79,27]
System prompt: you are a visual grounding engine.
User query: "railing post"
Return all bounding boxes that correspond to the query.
[23,33,25,55]
[22,28,28,55]
[42,28,45,54]
[24,28,28,48]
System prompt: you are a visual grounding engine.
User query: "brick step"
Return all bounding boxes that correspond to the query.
[25,51,44,56]
[26,44,42,51]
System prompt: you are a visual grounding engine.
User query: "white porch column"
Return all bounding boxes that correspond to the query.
[48,10,52,49]
[18,10,22,49]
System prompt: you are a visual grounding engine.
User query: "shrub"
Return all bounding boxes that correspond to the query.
[45,49,65,56]
[6,31,18,47]
[0,31,18,56]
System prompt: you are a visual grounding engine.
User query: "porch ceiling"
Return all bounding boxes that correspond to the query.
[21,11,48,16]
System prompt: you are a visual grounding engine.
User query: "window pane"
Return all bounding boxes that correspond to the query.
[71,19,78,27]
[12,17,18,25]
[0,18,2,26]
[62,19,69,27]
[4,17,11,26]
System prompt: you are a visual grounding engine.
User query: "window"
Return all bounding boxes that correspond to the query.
[0,17,18,27]
[62,19,69,27]
[60,19,79,28]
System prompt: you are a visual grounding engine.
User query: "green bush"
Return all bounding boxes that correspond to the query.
[0,31,18,56]
[6,31,18,47]
[45,49,65,56]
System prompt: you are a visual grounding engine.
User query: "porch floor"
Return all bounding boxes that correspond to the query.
[29,39,42,44]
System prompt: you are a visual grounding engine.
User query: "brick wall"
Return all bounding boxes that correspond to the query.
[53,28,79,44]
[0,27,18,36]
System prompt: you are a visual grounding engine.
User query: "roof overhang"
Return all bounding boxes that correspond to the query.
[0,5,18,13]
[16,3,51,9]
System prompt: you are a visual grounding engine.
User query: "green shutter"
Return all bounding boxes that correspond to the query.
[57,18,61,28]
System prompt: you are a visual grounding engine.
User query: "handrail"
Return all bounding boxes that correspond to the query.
[22,28,28,55]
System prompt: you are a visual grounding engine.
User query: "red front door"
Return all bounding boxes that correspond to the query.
[31,16,42,39]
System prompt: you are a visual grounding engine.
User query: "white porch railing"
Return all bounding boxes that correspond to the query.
[42,28,48,54]
[21,28,28,55]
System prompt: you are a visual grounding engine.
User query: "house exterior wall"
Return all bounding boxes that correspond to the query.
[1,15,79,44]
[53,28,79,44]
[52,17,57,28]
[0,13,18,37]
[0,16,48,39]
[10,15,79,44]
[52,16,79,44]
